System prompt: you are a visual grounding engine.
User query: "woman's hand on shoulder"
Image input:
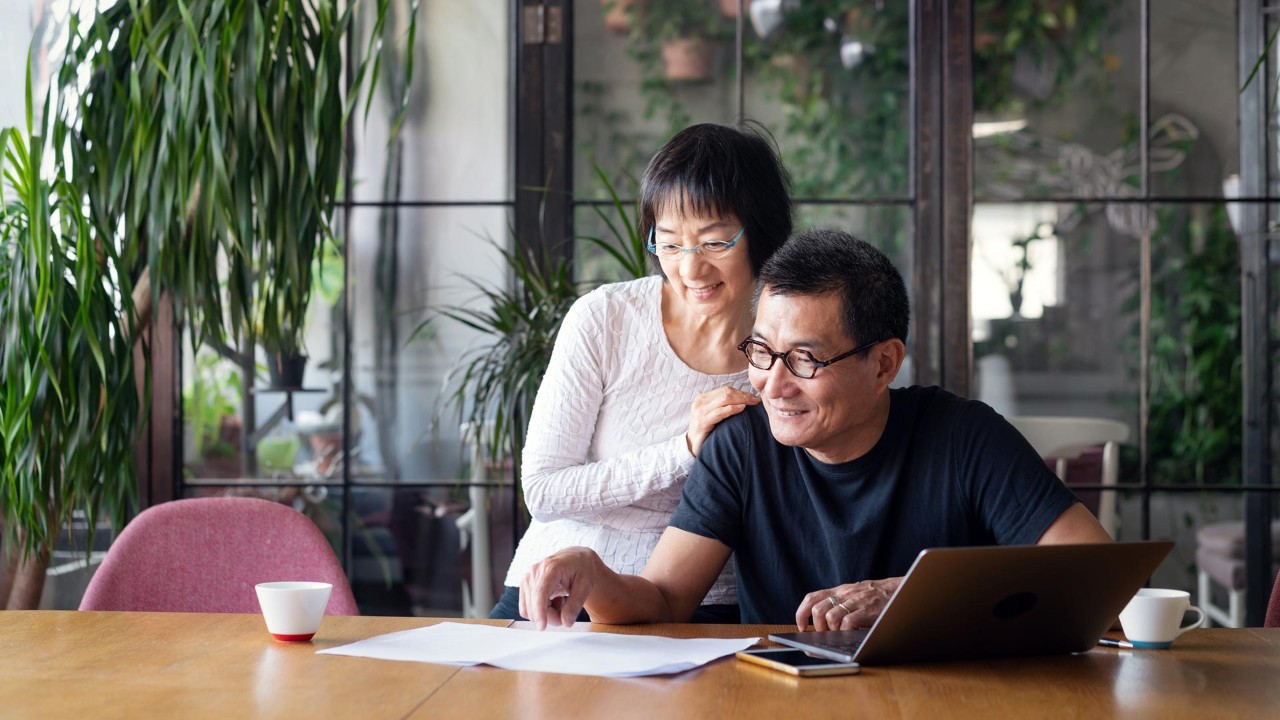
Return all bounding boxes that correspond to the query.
[686,386,760,456]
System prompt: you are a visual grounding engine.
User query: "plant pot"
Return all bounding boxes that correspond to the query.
[661,37,713,82]
[200,416,244,478]
[602,0,635,36]
[267,352,308,388]
[719,0,741,18]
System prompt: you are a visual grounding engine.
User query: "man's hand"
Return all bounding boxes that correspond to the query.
[795,577,903,631]
[519,547,604,630]
[686,386,760,456]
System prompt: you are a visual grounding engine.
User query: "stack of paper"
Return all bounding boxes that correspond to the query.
[318,622,759,678]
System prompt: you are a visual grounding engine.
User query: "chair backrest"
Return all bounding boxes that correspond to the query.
[80,496,358,614]
[1267,571,1280,629]
[1007,416,1131,539]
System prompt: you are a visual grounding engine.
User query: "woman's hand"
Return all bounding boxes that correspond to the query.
[795,578,903,631]
[686,386,760,456]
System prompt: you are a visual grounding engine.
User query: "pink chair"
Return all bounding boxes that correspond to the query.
[80,497,358,614]
[1267,571,1280,629]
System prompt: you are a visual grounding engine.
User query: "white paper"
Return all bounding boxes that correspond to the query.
[317,622,759,677]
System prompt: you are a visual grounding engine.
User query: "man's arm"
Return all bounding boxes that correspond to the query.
[1037,502,1112,544]
[519,528,731,630]
[794,503,1110,631]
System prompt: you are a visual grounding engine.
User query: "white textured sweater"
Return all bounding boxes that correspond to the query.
[503,276,748,604]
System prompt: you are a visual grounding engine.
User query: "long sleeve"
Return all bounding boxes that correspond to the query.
[520,287,695,523]
[503,277,747,602]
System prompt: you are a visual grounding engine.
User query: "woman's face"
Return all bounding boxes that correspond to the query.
[653,204,755,318]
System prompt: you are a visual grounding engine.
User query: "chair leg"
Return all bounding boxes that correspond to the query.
[1228,589,1245,629]
[1198,570,1213,628]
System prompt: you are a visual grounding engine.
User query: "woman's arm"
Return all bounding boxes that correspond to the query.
[521,290,698,523]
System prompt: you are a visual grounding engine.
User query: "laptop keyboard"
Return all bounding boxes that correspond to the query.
[769,629,871,661]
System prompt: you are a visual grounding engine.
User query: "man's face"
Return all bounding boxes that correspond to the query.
[748,289,898,464]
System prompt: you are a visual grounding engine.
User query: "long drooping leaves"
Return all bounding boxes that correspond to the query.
[0,58,142,560]
[66,0,413,356]
[0,0,414,566]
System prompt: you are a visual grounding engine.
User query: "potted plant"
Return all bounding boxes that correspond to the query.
[0,80,142,609]
[68,0,414,383]
[602,0,639,36]
[638,0,721,82]
[0,0,416,609]
[182,354,245,478]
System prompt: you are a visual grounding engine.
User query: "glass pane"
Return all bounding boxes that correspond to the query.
[574,201,652,287]
[350,486,519,617]
[793,203,915,381]
[348,206,515,484]
[575,0,743,201]
[352,2,510,203]
[743,3,911,199]
[1149,0,1238,198]
[973,1,1138,201]
[1148,203,1242,488]
[1120,491,1244,605]
[179,231,346,485]
[970,202,1140,432]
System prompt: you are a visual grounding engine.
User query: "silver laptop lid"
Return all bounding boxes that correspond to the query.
[770,541,1173,666]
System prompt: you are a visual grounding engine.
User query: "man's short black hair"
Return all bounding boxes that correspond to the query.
[756,228,910,348]
[639,122,793,278]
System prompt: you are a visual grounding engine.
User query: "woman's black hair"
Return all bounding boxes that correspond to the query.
[638,122,793,278]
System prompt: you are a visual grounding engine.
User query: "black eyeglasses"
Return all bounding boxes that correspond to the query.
[736,337,882,379]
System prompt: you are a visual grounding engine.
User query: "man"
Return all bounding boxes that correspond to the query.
[520,228,1110,630]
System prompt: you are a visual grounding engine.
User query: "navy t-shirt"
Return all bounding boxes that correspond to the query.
[669,385,1079,624]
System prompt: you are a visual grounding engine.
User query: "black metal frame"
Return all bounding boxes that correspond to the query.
[1238,0,1275,626]
[150,0,1278,623]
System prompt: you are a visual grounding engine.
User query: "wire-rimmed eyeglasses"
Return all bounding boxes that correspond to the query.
[736,337,882,379]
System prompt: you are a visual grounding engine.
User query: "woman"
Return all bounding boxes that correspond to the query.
[491,123,793,622]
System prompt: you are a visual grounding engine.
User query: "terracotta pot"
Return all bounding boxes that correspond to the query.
[661,37,713,82]
[602,0,635,36]
[720,0,741,18]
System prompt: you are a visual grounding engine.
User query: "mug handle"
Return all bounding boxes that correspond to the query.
[1177,605,1206,635]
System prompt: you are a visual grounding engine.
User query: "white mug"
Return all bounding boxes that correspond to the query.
[255,581,333,642]
[1119,588,1205,649]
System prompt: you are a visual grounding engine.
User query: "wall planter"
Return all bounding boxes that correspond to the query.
[661,37,713,81]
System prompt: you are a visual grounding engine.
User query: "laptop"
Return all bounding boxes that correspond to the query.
[769,541,1173,666]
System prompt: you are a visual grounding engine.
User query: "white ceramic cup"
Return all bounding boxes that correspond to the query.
[255,581,333,642]
[1119,588,1206,649]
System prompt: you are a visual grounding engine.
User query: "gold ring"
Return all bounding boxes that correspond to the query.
[838,600,852,613]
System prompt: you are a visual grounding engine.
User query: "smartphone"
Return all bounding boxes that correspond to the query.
[735,648,861,677]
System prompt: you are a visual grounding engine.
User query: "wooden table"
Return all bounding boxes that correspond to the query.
[2,611,1276,719]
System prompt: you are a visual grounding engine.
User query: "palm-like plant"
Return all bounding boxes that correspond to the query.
[0,0,416,608]
[69,0,415,359]
[0,74,141,609]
